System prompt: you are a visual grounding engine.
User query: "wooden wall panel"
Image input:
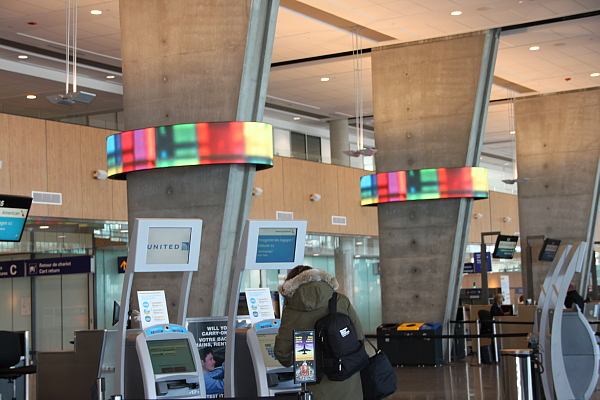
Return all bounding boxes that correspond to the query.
[80,127,125,220]
[468,197,492,243]
[336,167,378,237]
[489,191,520,237]
[249,156,284,220]
[281,157,340,234]
[8,115,48,216]
[0,114,10,193]
[111,175,128,221]
[46,121,83,218]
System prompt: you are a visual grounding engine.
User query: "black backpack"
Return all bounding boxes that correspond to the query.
[314,292,369,382]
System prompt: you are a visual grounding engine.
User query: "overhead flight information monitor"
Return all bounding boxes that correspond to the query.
[538,238,561,262]
[0,195,32,242]
[493,235,519,259]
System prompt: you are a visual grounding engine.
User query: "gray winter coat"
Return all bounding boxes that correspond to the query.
[274,269,364,400]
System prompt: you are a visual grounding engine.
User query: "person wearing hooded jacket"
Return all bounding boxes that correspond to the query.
[274,265,364,400]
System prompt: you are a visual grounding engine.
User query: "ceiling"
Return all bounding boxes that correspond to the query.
[0,0,599,182]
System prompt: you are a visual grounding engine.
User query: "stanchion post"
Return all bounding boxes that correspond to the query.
[476,319,482,365]
[492,319,498,363]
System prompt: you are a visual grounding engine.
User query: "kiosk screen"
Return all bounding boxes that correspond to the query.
[257,334,282,368]
[146,227,192,265]
[256,228,298,263]
[147,339,197,374]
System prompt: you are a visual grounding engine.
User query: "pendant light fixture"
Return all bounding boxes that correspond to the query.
[46,0,96,105]
[502,86,528,185]
[344,27,377,157]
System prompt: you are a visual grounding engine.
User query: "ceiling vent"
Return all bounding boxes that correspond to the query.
[32,191,62,205]
[276,211,294,220]
[332,216,347,226]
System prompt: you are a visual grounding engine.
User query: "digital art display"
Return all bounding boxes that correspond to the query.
[360,167,489,206]
[293,329,316,384]
[106,122,274,179]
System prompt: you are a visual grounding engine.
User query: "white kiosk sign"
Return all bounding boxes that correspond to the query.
[138,290,170,330]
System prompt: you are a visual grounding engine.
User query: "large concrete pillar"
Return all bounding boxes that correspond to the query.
[119,0,279,318]
[329,119,351,166]
[335,236,355,304]
[516,88,600,301]
[370,30,499,326]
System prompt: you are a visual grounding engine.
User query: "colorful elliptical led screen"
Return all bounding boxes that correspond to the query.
[146,227,192,265]
[147,339,196,375]
[538,238,561,262]
[493,235,519,259]
[255,228,298,263]
[0,195,33,242]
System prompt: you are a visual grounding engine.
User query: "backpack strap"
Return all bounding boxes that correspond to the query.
[328,291,338,313]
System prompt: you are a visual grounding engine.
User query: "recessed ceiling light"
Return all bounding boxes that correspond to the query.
[58,235,66,238]
[120,229,128,233]
[40,226,49,229]
[451,11,462,15]
[529,46,540,51]
[320,77,329,82]
[356,241,363,245]
[90,10,102,15]
[313,253,320,256]
[26,95,36,99]
[106,75,115,79]
[293,117,300,120]
[509,130,516,135]
[18,55,28,59]
[591,73,600,77]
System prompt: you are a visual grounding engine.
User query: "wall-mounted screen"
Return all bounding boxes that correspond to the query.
[147,339,196,375]
[538,238,561,262]
[493,235,519,259]
[241,220,307,270]
[0,195,33,242]
[128,219,202,273]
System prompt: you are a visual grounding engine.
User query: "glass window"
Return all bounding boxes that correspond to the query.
[290,132,322,162]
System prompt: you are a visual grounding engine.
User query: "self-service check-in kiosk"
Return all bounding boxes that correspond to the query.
[533,241,600,400]
[114,218,206,399]
[246,319,300,396]
[136,324,204,398]
[224,219,308,398]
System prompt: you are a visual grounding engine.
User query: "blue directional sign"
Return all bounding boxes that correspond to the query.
[0,261,26,278]
[25,255,93,276]
[474,252,492,272]
[463,262,474,274]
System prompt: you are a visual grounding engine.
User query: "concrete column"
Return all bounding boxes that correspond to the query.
[335,236,355,304]
[119,0,279,318]
[370,30,499,326]
[329,119,351,166]
[516,88,600,301]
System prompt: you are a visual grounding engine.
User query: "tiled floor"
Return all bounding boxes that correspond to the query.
[387,355,600,400]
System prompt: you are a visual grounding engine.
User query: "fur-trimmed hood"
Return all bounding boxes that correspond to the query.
[279,268,339,298]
